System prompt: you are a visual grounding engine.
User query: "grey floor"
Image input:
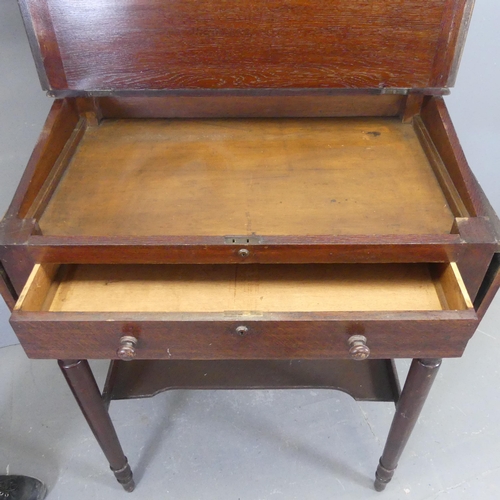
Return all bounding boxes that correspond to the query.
[1,0,500,498]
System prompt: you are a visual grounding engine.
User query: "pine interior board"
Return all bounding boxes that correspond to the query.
[38,117,455,237]
[45,264,447,313]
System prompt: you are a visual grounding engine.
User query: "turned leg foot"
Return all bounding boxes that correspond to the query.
[112,461,135,492]
[58,359,135,492]
[374,358,442,492]
[374,460,395,491]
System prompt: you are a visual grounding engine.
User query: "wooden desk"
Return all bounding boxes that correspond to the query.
[1,0,499,493]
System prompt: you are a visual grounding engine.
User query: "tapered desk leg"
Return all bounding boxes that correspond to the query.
[58,359,135,492]
[374,358,442,492]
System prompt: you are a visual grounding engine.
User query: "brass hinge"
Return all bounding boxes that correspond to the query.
[380,88,450,96]
[380,88,410,95]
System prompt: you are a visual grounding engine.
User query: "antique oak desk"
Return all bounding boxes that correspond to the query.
[1,0,499,493]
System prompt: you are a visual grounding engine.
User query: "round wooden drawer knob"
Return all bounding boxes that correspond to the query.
[348,335,370,361]
[117,335,138,361]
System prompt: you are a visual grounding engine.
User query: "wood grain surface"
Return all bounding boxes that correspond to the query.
[98,95,404,119]
[11,265,477,361]
[103,359,401,402]
[11,313,478,360]
[42,263,447,313]
[17,262,473,314]
[39,117,454,237]
[21,0,470,91]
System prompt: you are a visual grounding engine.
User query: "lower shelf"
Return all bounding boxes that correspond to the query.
[102,359,401,405]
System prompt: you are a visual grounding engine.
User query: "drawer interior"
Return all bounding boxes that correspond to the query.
[36,117,455,237]
[17,263,472,313]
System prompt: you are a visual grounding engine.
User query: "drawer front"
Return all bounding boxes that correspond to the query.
[12,315,476,360]
[10,262,478,360]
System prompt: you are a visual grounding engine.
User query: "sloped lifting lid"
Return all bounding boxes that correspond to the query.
[20,0,474,95]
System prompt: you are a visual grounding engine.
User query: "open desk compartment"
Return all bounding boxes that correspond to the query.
[1,93,497,309]
[35,115,457,238]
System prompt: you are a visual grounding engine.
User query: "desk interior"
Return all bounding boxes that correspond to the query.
[38,117,455,237]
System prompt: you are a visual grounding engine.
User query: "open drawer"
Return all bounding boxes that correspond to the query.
[11,262,477,360]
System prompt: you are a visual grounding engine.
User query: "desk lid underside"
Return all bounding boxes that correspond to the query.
[20,0,473,93]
